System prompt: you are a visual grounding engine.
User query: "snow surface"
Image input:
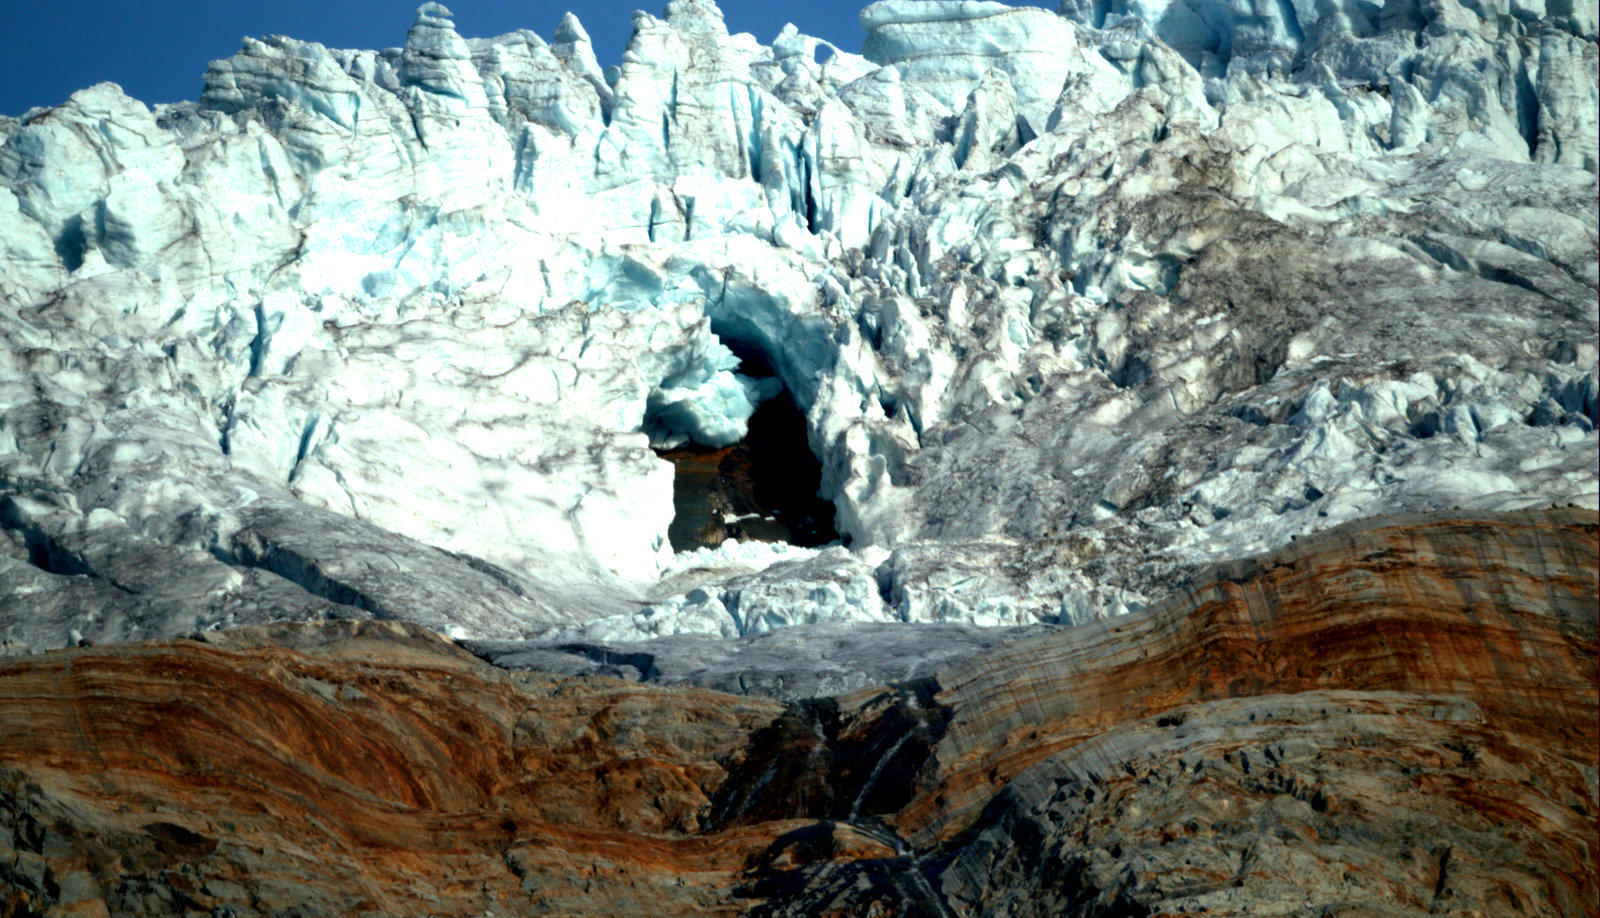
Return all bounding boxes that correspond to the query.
[0,0,1594,649]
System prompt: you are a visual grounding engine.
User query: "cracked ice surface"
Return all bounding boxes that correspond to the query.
[0,0,1595,649]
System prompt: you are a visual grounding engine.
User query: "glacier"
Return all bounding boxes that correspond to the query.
[0,0,1594,650]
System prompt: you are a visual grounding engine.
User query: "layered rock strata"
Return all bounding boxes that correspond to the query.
[2,509,1592,916]
[1,1,1595,913]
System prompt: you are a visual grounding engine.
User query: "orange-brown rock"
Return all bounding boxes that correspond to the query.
[0,509,1594,917]
[724,509,1599,915]
[897,508,1599,847]
[0,621,794,917]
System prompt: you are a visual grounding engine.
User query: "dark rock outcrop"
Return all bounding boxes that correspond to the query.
[1,509,1594,916]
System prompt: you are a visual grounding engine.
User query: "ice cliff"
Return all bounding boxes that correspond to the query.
[0,0,1595,648]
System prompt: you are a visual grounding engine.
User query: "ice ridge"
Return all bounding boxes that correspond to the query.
[0,0,1594,648]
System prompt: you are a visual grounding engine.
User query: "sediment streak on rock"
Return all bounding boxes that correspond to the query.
[0,510,1592,916]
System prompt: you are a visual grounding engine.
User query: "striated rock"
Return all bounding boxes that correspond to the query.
[1,4,1597,913]
[0,619,790,916]
[899,509,1599,839]
[712,508,1600,915]
[1,509,1593,916]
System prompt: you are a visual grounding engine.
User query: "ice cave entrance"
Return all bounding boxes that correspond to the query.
[657,344,839,552]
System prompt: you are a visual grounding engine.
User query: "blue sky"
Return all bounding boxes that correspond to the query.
[1,1,878,115]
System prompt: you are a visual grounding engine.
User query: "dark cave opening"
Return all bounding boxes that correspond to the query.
[656,344,840,553]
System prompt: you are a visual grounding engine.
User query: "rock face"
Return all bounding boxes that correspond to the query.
[0,620,791,917]
[0,0,1595,647]
[0,1,1595,913]
[2,509,1592,916]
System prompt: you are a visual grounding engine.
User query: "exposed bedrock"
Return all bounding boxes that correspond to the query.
[1,0,1596,911]
[1,509,1592,916]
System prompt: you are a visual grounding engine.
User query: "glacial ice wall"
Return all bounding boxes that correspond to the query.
[0,0,1594,648]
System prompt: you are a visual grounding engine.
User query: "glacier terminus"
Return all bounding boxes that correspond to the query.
[0,1,1597,916]
[0,0,1594,650]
